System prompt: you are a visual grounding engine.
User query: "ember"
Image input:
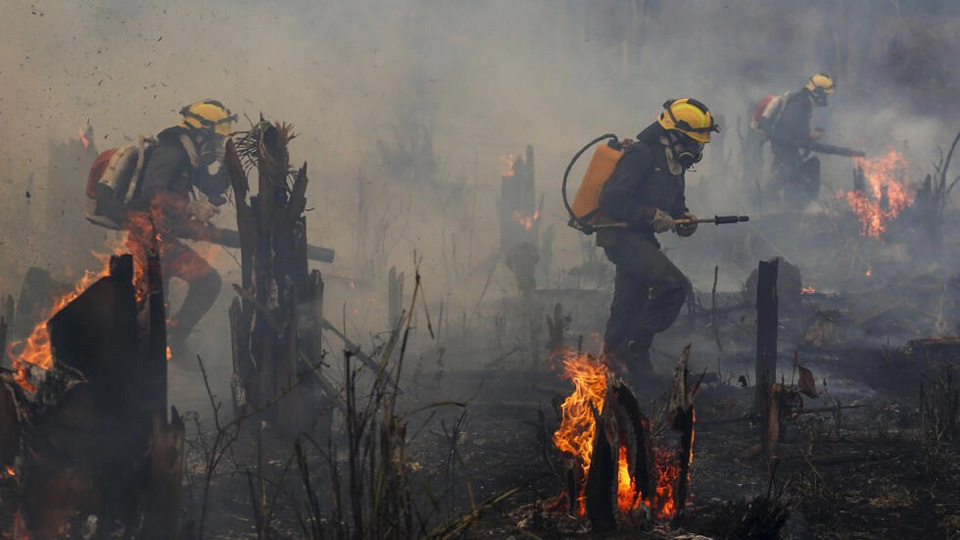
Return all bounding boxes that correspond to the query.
[513,209,540,230]
[840,148,912,237]
[78,127,90,150]
[500,152,516,178]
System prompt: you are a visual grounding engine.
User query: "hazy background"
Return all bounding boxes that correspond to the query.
[2,0,959,403]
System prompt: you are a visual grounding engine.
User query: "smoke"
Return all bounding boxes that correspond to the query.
[1,1,960,382]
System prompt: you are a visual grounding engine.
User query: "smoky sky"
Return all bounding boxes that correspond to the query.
[0,0,958,306]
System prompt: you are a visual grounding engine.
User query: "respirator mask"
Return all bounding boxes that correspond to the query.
[668,131,705,169]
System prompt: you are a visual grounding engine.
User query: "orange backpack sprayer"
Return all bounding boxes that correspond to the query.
[562,134,631,234]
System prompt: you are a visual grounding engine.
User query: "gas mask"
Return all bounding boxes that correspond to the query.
[811,89,829,107]
[668,131,705,169]
[191,132,229,204]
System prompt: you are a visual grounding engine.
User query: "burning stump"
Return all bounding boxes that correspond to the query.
[0,254,183,539]
[551,348,699,532]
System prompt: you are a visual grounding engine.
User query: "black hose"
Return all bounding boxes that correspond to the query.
[562,133,619,232]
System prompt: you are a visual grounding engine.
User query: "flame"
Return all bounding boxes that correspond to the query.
[841,148,912,238]
[78,127,90,150]
[2,466,14,478]
[552,352,609,515]
[6,219,155,392]
[801,287,815,295]
[553,350,695,521]
[166,346,172,361]
[512,209,540,231]
[654,449,680,519]
[617,443,640,513]
[500,153,516,178]
[865,267,872,277]
[6,266,106,389]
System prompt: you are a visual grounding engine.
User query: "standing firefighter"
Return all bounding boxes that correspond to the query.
[87,99,236,356]
[599,98,718,378]
[755,73,835,208]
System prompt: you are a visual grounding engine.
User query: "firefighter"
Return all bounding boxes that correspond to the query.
[598,98,718,379]
[97,99,236,356]
[758,73,835,208]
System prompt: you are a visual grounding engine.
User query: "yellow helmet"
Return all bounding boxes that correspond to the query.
[179,99,236,137]
[805,73,835,94]
[657,98,720,143]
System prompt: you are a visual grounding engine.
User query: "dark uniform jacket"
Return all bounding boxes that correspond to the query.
[769,89,814,165]
[598,122,687,246]
[99,126,208,240]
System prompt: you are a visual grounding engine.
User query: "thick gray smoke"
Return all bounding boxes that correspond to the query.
[1,1,959,393]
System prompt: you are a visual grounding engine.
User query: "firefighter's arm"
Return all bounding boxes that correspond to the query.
[146,189,220,241]
[598,145,657,224]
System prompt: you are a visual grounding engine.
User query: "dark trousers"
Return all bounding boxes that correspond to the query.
[161,239,221,347]
[603,234,690,363]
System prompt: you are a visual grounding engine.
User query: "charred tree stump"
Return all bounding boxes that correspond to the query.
[754,258,779,455]
[224,121,329,437]
[669,344,700,525]
[500,145,541,294]
[582,377,655,531]
[585,415,617,531]
[4,252,182,539]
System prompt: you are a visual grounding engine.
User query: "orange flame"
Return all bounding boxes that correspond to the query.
[78,127,90,150]
[801,287,815,295]
[553,350,694,521]
[6,266,106,389]
[841,148,912,238]
[512,209,540,231]
[552,352,609,515]
[500,153,516,178]
[2,466,14,478]
[6,220,155,392]
[617,443,640,513]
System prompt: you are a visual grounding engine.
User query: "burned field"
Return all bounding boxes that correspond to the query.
[3,122,960,539]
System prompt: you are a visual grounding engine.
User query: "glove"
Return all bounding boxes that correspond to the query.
[649,208,675,233]
[676,212,698,237]
[185,199,220,223]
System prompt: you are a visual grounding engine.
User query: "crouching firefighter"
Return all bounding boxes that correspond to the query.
[86,99,237,356]
[564,98,718,380]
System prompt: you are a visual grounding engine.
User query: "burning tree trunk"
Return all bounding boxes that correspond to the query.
[553,353,658,530]
[1,253,183,539]
[224,120,329,436]
[500,145,541,295]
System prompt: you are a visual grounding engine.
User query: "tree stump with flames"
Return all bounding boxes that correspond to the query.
[0,253,183,539]
[552,347,699,532]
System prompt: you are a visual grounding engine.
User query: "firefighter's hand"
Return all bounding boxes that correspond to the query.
[649,208,675,233]
[676,212,698,237]
[185,199,220,223]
